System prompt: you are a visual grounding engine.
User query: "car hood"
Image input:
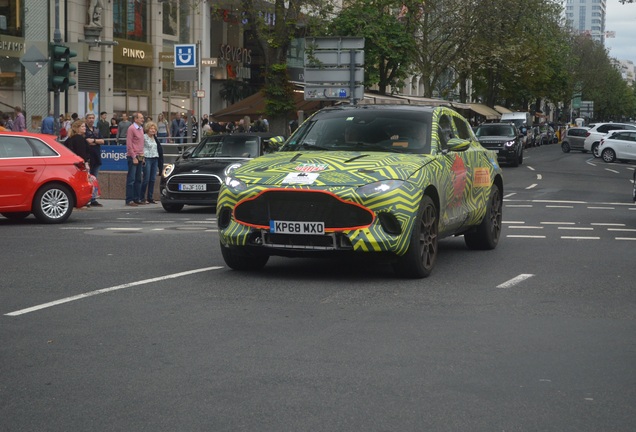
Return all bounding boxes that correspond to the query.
[232,151,435,187]
[171,157,249,175]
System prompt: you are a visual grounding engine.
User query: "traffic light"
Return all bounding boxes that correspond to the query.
[49,43,77,92]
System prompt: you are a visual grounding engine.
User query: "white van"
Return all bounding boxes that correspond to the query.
[500,112,533,147]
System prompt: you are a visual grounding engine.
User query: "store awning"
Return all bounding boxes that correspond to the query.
[494,105,513,114]
[469,103,501,119]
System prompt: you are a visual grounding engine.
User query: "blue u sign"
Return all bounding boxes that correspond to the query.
[174,44,196,68]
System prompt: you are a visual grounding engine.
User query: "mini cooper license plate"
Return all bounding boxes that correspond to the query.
[179,183,206,191]
[270,221,325,235]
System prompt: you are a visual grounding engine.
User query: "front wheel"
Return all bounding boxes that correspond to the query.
[592,143,600,157]
[601,148,616,163]
[464,185,502,250]
[32,184,74,223]
[393,195,438,278]
[220,243,269,271]
[162,202,184,213]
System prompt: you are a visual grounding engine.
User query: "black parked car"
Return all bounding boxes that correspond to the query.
[160,133,284,212]
[474,122,524,167]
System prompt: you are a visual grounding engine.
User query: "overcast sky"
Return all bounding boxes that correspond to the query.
[604,0,636,62]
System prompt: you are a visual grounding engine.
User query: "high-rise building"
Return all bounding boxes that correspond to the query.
[563,0,607,45]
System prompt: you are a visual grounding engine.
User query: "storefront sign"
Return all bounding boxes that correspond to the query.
[114,39,153,67]
[0,35,25,57]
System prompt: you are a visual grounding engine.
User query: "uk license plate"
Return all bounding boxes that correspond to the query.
[179,183,206,191]
[269,220,325,235]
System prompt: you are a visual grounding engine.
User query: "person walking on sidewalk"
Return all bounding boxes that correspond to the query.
[125,112,145,206]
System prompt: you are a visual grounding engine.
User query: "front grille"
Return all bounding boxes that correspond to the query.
[235,190,373,229]
[258,232,353,250]
[481,141,503,147]
[166,174,222,193]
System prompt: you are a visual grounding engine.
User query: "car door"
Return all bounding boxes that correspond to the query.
[0,137,45,208]
[623,132,636,160]
[570,128,588,150]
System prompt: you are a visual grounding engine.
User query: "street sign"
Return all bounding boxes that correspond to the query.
[304,67,364,83]
[304,85,364,100]
[159,52,174,63]
[20,45,47,76]
[303,50,364,67]
[201,58,218,67]
[196,90,205,98]
[174,44,196,68]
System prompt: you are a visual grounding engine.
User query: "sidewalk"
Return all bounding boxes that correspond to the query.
[85,199,162,210]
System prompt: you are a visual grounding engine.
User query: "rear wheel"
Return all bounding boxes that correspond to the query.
[592,142,600,157]
[561,142,571,153]
[518,149,523,165]
[220,243,269,271]
[601,148,616,163]
[162,203,184,212]
[393,195,438,278]
[32,184,74,224]
[1,212,30,221]
[465,185,502,250]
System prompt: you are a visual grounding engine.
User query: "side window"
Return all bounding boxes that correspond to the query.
[616,132,630,141]
[438,115,454,149]
[452,115,472,140]
[597,125,610,133]
[0,137,35,158]
[28,138,58,157]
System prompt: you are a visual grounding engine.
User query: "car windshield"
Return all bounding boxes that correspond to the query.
[190,136,260,158]
[281,109,432,154]
[475,125,515,137]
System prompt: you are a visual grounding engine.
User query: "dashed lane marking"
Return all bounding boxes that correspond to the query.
[4,266,223,317]
[561,236,601,240]
[497,274,534,289]
[506,235,546,239]
[526,184,538,189]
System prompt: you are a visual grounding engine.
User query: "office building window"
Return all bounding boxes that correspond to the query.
[113,0,147,42]
[0,0,23,36]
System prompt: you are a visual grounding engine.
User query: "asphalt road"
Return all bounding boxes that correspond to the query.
[1,144,634,431]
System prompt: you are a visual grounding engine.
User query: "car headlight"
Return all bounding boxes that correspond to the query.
[357,180,405,196]
[224,162,243,178]
[504,140,516,147]
[224,176,247,192]
[163,164,174,177]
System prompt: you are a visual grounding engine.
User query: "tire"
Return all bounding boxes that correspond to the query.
[1,212,30,220]
[32,183,74,224]
[220,243,269,271]
[561,142,571,153]
[393,195,438,278]
[601,148,616,163]
[592,143,600,158]
[464,185,502,250]
[518,149,523,165]
[162,203,184,212]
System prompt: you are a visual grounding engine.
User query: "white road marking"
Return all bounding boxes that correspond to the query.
[527,166,535,171]
[591,223,625,226]
[506,235,546,239]
[60,227,94,230]
[526,184,538,189]
[537,174,542,180]
[546,205,574,208]
[503,221,525,224]
[561,236,600,240]
[605,168,619,174]
[504,193,517,198]
[497,274,534,289]
[558,227,594,230]
[541,222,575,225]
[4,267,223,317]
[506,204,533,208]
[616,237,636,241]
[587,206,615,210]
[608,228,636,232]
[509,226,543,229]
[106,227,143,231]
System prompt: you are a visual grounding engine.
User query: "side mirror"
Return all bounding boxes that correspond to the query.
[446,138,470,152]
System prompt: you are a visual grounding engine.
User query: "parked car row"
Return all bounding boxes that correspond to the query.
[561,122,636,164]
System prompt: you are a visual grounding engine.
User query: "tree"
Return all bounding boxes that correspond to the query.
[327,0,415,95]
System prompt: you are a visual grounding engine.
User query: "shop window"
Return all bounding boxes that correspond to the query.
[113,0,147,42]
[0,0,23,36]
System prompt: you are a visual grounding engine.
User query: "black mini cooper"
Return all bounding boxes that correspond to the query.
[160,133,283,212]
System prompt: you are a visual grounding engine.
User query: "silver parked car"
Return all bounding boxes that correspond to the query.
[561,127,590,153]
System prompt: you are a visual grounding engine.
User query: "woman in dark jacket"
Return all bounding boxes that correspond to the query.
[65,120,90,163]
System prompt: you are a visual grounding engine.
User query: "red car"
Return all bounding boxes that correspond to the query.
[0,131,93,223]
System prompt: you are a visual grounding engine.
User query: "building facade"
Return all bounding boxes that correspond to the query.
[563,0,607,45]
[0,0,261,132]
